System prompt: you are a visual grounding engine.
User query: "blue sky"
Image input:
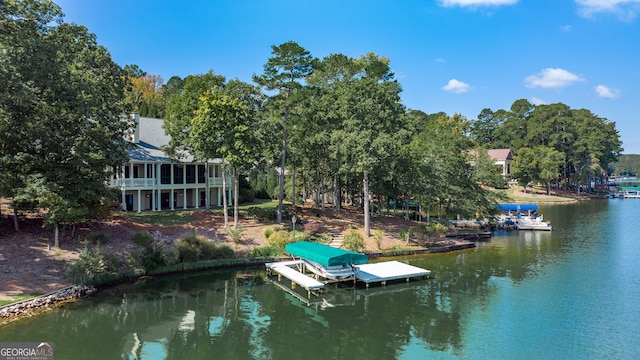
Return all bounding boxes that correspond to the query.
[56,0,640,153]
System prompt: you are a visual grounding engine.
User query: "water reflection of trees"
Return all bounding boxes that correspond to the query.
[2,232,570,359]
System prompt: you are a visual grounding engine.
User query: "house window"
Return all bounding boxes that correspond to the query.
[198,165,206,183]
[124,166,130,178]
[147,164,154,178]
[161,164,171,184]
[133,166,139,179]
[173,165,183,184]
[186,165,196,184]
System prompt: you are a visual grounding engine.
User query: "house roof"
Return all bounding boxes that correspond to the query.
[127,116,226,164]
[486,148,512,161]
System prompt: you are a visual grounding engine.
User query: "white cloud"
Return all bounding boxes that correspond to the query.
[524,68,585,88]
[435,57,446,63]
[530,97,546,105]
[442,79,471,93]
[559,24,572,32]
[439,0,518,6]
[595,84,621,98]
[575,0,640,19]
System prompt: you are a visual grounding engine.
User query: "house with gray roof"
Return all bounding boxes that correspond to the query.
[109,114,231,212]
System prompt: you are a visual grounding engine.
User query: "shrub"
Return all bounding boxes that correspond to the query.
[132,231,153,248]
[399,229,411,244]
[303,221,321,235]
[131,231,173,271]
[372,230,385,250]
[343,230,365,253]
[225,226,245,245]
[267,230,295,251]
[246,207,278,220]
[210,244,235,259]
[251,245,283,257]
[66,245,120,285]
[434,223,448,233]
[85,231,110,245]
[264,228,274,239]
[175,234,234,262]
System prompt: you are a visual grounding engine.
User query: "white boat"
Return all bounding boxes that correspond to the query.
[515,214,552,231]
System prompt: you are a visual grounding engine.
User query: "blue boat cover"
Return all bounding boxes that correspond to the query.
[496,203,538,211]
[285,241,368,268]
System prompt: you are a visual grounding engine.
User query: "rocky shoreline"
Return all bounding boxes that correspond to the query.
[0,285,97,325]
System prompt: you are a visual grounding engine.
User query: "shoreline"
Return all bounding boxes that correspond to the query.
[0,240,476,325]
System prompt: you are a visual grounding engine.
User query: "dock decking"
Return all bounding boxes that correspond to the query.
[266,260,325,298]
[354,261,431,287]
[266,258,431,296]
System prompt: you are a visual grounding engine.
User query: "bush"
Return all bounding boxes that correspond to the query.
[264,228,274,239]
[343,230,365,253]
[131,231,173,271]
[175,234,234,262]
[132,231,153,248]
[267,230,295,251]
[251,245,283,257]
[85,231,110,245]
[372,229,385,250]
[254,189,271,199]
[225,226,245,245]
[246,207,278,220]
[210,244,235,259]
[399,229,411,244]
[434,223,448,233]
[303,221,321,235]
[66,245,120,285]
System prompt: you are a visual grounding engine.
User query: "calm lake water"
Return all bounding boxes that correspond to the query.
[1,200,639,359]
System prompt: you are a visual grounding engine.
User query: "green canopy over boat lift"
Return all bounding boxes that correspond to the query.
[285,241,368,268]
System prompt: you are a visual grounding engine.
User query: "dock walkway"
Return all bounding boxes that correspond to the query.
[266,260,325,297]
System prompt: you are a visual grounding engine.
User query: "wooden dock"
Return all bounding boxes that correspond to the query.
[266,258,431,297]
[266,260,325,298]
[354,261,431,287]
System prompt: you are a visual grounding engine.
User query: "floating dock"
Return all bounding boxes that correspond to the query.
[354,261,431,287]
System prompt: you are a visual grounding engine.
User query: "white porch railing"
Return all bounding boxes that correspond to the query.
[110,177,230,188]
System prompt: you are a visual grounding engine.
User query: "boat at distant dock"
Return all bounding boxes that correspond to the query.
[495,203,552,231]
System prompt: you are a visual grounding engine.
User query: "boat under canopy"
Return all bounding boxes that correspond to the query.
[285,241,368,268]
[496,203,538,212]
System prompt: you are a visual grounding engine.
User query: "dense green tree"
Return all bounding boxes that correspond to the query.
[511,147,538,192]
[163,71,226,212]
[470,108,502,147]
[0,0,132,244]
[192,80,264,228]
[612,155,640,177]
[329,53,404,236]
[253,41,314,223]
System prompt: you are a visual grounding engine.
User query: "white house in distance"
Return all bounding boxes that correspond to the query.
[108,114,232,212]
[486,148,513,178]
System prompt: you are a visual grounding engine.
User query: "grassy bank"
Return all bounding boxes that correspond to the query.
[494,186,579,203]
